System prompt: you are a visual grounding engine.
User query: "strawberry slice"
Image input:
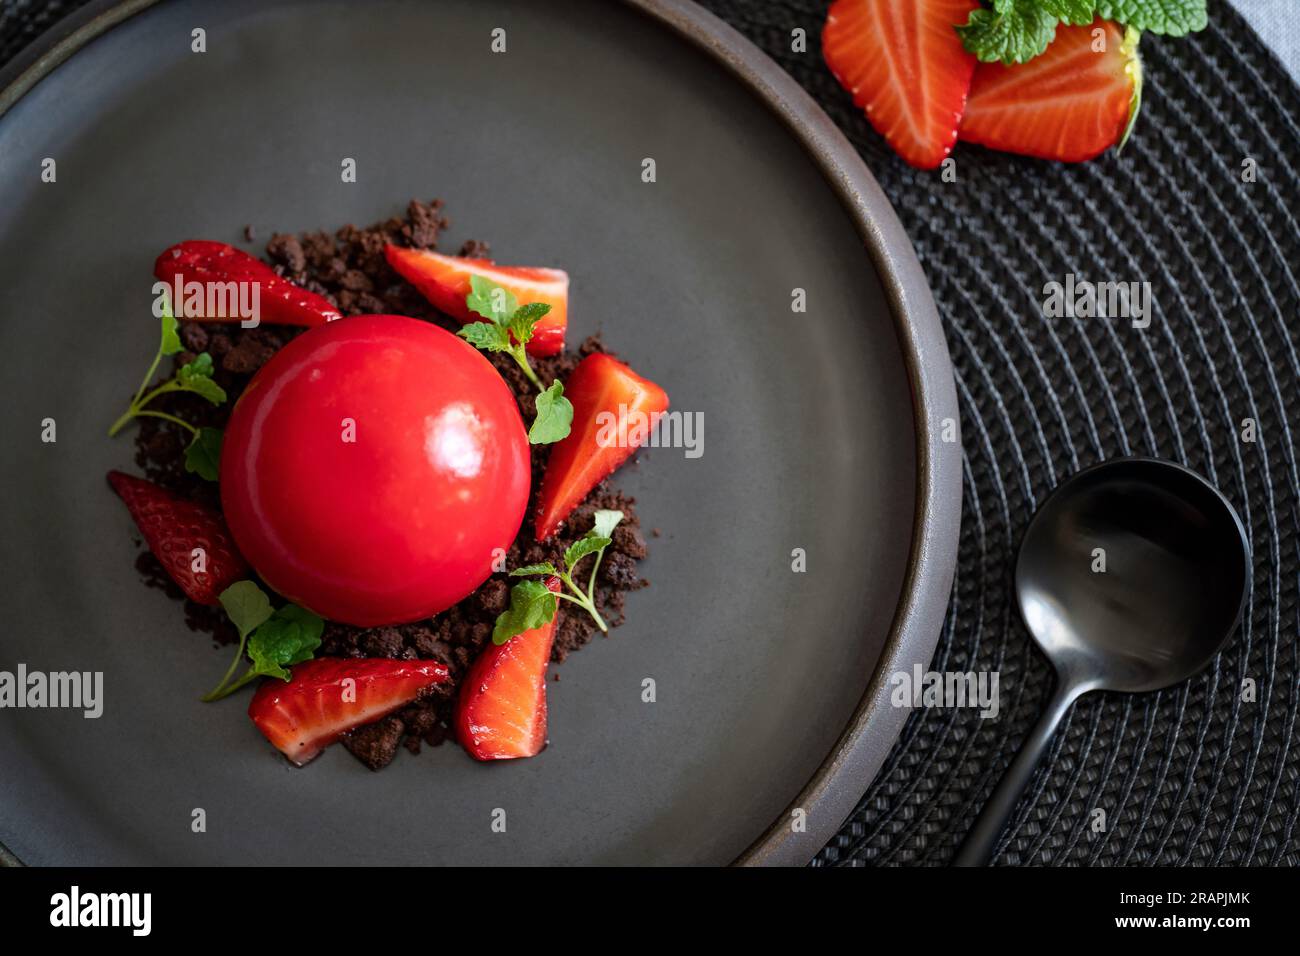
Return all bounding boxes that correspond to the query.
[456,577,562,760]
[154,240,342,326]
[248,658,449,766]
[960,21,1141,163]
[107,470,248,606]
[383,245,568,356]
[534,353,669,541]
[822,0,980,169]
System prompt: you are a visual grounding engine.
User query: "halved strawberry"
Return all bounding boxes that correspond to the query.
[107,470,248,606]
[534,353,669,541]
[456,577,562,760]
[154,240,342,326]
[384,245,568,356]
[248,658,449,766]
[960,20,1141,163]
[822,0,980,169]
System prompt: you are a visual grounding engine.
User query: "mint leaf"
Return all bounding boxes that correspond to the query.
[1095,0,1205,35]
[958,0,1059,63]
[508,302,551,347]
[466,275,517,325]
[458,321,512,352]
[177,352,227,405]
[510,562,559,577]
[1040,0,1096,24]
[246,605,325,681]
[591,509,624,539]
[183,427,223,482]
[529,380,573,445]
[493,578,559,644]
[218,581,274,638]
[160,308,182,356]
[563,535,611,572]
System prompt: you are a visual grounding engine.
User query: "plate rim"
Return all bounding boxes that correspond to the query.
[0,0,962,867]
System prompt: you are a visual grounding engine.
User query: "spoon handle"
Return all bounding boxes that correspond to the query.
[952,682,1080,866]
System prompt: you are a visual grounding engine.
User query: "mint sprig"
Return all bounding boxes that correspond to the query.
[957,0,1205,64]
[108,297,227,481]
[458,275,573,444]
[202,581,324,701]
[494,510,625,643]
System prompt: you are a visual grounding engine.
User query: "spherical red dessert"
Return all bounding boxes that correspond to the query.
[220,314,530,626]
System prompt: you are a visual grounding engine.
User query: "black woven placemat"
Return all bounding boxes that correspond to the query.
[4,0,1297,867]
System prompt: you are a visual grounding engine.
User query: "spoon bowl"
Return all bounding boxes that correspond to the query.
[1015,457,1251,694]
[955,458,1250,866]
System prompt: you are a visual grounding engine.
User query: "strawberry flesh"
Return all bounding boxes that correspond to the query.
[456,577,561,760]
[248,658,449,766]
[822,0,980,169]
[534,353,669,541]
[384,245,568,356]
[154,240,342,326]
[960,20,1139,163]
[107,470,248,606]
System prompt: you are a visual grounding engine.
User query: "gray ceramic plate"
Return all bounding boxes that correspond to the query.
[0,0,960,866]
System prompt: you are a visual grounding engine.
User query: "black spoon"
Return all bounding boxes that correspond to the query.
[953,457,1250,866]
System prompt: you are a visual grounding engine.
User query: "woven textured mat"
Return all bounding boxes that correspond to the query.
[3,0,1298,867]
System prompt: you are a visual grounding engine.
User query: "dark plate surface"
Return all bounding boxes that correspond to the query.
[0,0,959,865]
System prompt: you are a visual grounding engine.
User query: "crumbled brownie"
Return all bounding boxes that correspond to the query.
[343,715,406,771]
[129,200,652,769]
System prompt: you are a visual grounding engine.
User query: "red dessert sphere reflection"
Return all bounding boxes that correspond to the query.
[220,314,529,626]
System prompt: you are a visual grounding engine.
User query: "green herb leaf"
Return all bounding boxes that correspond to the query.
[492,578,559,644]
[563,535,611,572]
[957,0,1059,64]
[458,321,512,352]
[176,352,227,405]
[183,427,223,482]
[1039,0,1096,24]
[510,562,559,577]
[529,380,574,445]
[591,509,624,539]
[466,275,517,325]
[246,605,325,681]
[160,308,183,356]
[508,302,551,346]
[218,580,274,639]
[1094,0,1205,35]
